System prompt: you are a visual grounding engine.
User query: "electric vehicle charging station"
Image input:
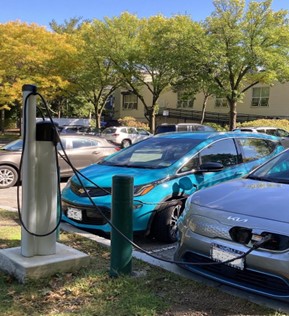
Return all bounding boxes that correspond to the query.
[0,85,89,283]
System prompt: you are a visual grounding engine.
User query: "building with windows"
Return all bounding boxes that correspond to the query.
[112,82,289,125]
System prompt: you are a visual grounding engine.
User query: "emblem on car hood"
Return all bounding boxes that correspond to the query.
[227,216,248,223]
[78,188,86,194]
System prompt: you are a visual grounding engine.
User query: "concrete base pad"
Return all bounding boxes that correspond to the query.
[0,242,90,283]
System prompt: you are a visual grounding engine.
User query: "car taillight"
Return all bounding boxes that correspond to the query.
[112,133,119,136]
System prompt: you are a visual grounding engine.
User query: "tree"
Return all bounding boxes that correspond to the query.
[0,21,75,124]
[204,0,289,130]
[101,13,202,133]
[49,17,84,34]
[61,20,124,129]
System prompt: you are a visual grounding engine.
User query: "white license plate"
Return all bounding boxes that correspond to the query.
[211,243,245,270]
[67,208,82,221]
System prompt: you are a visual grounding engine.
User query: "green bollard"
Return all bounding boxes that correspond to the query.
[110,175,134,277]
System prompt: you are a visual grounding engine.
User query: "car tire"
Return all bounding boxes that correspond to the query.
[153,203,182,243]
[121,139,132,148]
[0,165,18,189]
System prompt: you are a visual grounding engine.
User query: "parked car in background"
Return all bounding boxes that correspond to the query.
[61,131,283,243]
[0,135,119,189]
[155,123,216,134]
[59,125,90,134]
[101,126,153,148]
[174,148,289,301]
[233,126,289,148]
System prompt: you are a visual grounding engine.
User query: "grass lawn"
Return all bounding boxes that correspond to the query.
[0,209,286,316]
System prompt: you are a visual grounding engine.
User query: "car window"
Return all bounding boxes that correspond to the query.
[249,150,289,183]
[127,128,136,134]
[100,137,203,168]
[155,125,176,134]
[264,129,277,136]
[102,127,117,134]
[237,138,276,162]
[58,138,67,150]
[177,125,188,132]
[137,129,149,135]
[179,155,199,173]
[239,128,254,132]
[277,129,289,137]
[71,138,98,149]
[2,139,23,151]
[199,139,239,167]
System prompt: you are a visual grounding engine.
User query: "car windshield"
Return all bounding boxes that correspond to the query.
[1,139,23,151]
[247,149,289,184]
[100,137,202,168]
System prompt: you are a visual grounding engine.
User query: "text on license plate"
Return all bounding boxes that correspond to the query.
[211,243,245,270]
[67,208,82,221]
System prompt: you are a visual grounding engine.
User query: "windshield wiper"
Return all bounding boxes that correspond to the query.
[248,175,284,183]
[247,175,263,181]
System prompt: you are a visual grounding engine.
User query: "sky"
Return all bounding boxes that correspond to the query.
[1,0,289,29]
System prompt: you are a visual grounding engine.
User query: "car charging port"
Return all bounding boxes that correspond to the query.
[252,232,289,251]
[229,226,252,244]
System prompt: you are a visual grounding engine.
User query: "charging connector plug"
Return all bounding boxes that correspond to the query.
[252,234,272,249]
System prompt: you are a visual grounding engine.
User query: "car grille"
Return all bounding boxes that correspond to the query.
[181,252,289,297]
[71,181,111,197]
[63,206,111,225]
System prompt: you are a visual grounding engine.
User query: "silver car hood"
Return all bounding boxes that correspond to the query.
[191,178,289,222]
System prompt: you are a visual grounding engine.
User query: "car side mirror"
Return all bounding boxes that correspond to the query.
[196,162,224,173]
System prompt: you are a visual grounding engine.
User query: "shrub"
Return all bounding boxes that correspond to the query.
[118,116,149,130]
[236,119,289,131]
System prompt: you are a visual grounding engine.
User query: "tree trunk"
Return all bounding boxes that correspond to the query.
[149,106,157,134]
[0,109,4,134]
[200,95,209,124]
[96,112,102,130]
[228,99,237,130]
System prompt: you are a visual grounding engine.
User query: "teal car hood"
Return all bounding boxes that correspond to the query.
[191,179,289,222]
[73,163,171,186]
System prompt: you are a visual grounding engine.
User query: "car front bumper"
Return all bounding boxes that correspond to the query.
[174,222,289,301]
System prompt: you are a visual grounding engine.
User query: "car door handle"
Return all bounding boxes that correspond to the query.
[92,151,100,155]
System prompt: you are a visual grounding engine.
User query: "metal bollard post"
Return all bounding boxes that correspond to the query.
[110,175,134,277]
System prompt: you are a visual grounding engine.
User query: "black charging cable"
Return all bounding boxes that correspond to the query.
[58,151,273,267]
[17,91,272,267]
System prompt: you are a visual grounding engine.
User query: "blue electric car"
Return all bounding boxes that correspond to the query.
[61,132,284,242]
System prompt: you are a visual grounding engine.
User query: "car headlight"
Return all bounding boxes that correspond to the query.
[178,194,194,224]
[64,177,72,189]
[134,184,155,196]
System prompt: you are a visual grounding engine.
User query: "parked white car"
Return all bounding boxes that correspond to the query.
[101,126,152,148]
[233,126,289,147]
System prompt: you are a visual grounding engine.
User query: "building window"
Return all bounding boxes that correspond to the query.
[177,92,194,108]
[215,97,228,107]
[251,87,269,107]
[122,92,138,110]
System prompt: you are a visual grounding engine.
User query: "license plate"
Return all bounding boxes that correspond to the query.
[67,208,82,221]
[211,243,245,270]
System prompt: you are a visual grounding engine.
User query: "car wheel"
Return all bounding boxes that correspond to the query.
[121,139,132,148]
[0,165,18,189]
[153,203,182,243]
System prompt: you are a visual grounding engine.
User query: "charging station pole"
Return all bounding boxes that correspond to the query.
[21,84,57,257]
[21,85,37,257]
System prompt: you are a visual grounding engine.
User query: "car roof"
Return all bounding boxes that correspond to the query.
[153,131,280,141]
[235,126,278,130]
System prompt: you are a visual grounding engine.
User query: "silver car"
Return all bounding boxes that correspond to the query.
[101,126,152,148]
[0,135,119,189]
[174,148,289,301]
